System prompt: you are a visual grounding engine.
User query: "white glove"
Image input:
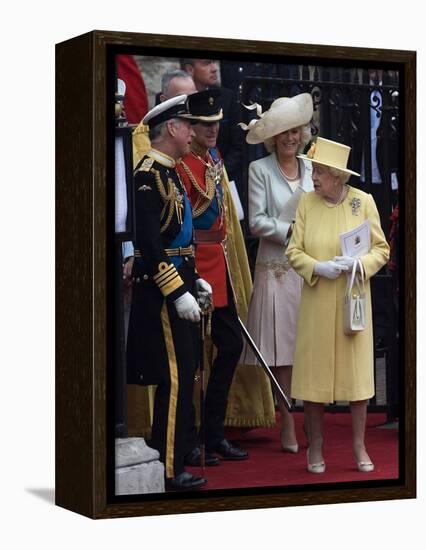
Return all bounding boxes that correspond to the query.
[196,278,213,311]
[196,278,213,298]
[333,255,356,271]
[314,260,348,280]
[174,292,201,323]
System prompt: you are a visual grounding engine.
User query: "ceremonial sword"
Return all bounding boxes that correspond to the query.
[198,293,213,476]
[197,300,293,476]
[237,316,293,412]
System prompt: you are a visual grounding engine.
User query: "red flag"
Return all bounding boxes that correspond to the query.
[116,55,148,124]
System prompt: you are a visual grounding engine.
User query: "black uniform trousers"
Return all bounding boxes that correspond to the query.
[127,260,198,479]
[187,279,243,451]
[150,299,198,479]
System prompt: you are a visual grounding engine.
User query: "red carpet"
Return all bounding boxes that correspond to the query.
[187,413,399,490]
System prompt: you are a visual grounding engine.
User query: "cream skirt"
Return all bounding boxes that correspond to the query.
[241,263,303,367]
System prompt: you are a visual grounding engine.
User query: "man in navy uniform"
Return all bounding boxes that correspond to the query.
[126,95,212,491]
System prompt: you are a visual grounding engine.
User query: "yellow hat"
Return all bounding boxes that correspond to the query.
[298,137,360,176]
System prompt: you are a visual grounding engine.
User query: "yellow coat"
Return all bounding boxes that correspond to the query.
[286,186,390,403]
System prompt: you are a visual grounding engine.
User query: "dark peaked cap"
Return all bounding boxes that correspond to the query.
[181,89,223,122]
[142,94,190,129]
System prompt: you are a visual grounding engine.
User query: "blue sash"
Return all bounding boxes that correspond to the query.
[168,193,193,269]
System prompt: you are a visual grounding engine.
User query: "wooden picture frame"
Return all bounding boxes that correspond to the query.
[55,30,416,519]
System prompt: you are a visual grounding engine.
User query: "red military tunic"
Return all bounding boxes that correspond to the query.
[177,149,229,307]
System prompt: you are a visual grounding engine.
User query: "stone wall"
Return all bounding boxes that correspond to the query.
[133,55,223,108]
[134,56,180,109]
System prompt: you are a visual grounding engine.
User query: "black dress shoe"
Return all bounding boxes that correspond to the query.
[184,446,221,467]
[208,439,249,460]
[165,471,207,491]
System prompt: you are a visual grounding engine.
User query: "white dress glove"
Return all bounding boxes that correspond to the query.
[314,260,348,280]
[174,292,201,323]
[196,278,213,311]
[333,255,356,271]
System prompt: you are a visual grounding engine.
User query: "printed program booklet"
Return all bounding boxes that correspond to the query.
[340,219,371,257]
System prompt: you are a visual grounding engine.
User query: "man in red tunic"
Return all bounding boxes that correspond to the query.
[177,90,248,463]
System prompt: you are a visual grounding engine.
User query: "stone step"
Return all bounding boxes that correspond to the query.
[115,438,165,495]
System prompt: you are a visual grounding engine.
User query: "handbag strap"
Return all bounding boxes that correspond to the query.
[346,259,358,296]
[356,258,366,294]
[345,258,366,296]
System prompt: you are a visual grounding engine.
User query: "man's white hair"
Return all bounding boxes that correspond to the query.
[161,70,193,97]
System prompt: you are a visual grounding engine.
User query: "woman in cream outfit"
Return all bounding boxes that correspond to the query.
[286,137,390,473]
[240,93,314,452]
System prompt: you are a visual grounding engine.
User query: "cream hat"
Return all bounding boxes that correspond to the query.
[240,93,313,144]
[298,137,360,177]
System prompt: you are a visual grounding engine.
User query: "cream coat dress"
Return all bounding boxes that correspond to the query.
[286,186,390,403]
[242,152,313,366]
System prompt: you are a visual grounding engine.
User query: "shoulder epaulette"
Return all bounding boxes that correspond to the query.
[135,157,155,173]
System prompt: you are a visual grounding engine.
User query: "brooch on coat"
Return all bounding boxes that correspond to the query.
[350,197,361,215]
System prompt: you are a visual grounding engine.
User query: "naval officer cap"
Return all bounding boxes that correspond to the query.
[142,94,191,129]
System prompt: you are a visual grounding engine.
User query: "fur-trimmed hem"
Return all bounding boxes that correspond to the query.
[224,416,277,428]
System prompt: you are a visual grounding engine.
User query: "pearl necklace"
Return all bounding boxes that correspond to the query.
[277,159,300,182]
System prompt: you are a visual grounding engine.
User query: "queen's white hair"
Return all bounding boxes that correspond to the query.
[327,166,352,185]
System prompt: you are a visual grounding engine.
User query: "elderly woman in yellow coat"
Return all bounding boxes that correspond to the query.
[286,137,390,474]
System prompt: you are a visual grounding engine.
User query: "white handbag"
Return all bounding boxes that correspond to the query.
[343,258,366,335]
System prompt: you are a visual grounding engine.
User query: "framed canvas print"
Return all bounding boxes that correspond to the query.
[55,30,416,519]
